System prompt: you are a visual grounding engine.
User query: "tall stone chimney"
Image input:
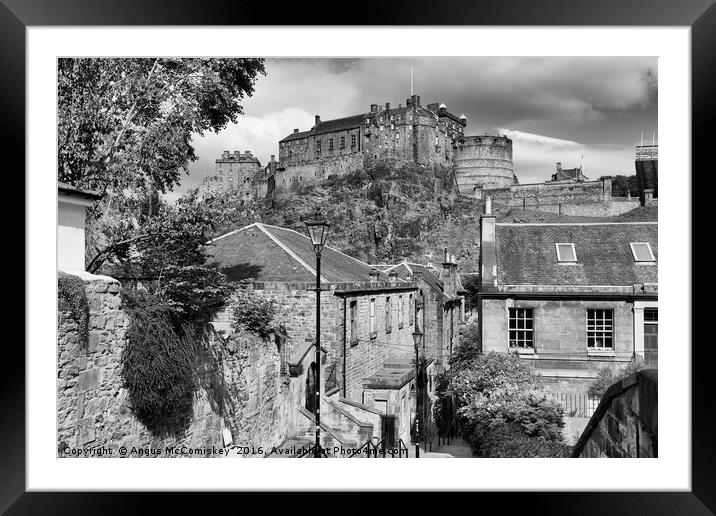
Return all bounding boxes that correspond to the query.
[480,211,497,288]
[315,115,321,126]
[368,269,381,283]
[389,270,399,284]
[385,102,391,111]
[441,248,457,298]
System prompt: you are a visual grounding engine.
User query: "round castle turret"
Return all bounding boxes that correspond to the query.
[454,135,514,195]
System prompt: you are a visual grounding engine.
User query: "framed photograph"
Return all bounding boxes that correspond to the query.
[7,0,711,512]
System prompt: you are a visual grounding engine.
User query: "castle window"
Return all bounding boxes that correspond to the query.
[380,125,384,131]
[587,309,613,350]
[340,136,345,149]
[316,140,321,154]
[556,243,577,262]
[396,133,399,140]
[630,242,655,262]
[351,134,356,147]
[328,139,334,151]
[398,295,404,329]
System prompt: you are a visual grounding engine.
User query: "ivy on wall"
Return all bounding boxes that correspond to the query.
[58,271,89,349]
[121,290,197,438]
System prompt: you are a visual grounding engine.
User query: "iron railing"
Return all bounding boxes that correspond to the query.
[550,391,600,418]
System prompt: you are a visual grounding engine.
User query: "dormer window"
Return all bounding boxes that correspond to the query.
[556,243,577,262]
[630,242,656,262]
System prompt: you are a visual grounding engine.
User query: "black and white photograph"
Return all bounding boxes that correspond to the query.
[56,56,660,460]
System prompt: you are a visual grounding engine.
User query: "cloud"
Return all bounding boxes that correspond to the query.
[497,128,636,184]
[169,57,656,199]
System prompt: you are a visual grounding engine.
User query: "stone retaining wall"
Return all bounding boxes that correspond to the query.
[57,271,293,457]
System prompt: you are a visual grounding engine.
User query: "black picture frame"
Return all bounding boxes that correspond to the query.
[4,0,710,513]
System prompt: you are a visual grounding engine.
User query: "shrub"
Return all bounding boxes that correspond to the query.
[121,290,197,437]
[231,288,277,341]
[588,356,646,398]
[436,351,567,457]
[480,422,571,458]
[58,271,89,349]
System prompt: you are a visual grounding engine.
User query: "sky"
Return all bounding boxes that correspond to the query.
[170,57,658,200]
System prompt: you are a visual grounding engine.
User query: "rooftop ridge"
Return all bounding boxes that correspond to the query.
[255,223,328,283]
[496,221,658,227]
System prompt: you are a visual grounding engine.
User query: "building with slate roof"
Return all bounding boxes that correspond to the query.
[547,162,589,183]
[274,94,476,189]
[378,254,467,440]
[477,204,658,395]
[207,222,422,448]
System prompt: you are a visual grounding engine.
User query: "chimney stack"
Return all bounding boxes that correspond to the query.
[385,102,391,111]
[389,270,399,284]
[371,104,378,113]
[480,208,497,288]
[556,162,562,172]
[293,128,299,133]
[315,115,321,126]
[368,269,381,283]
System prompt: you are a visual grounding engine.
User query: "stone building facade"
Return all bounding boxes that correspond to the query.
[275,95,470,188]
[477,209,658,395]
[206,150,263,203]
[375,255,466,439]
[208,222,423,448]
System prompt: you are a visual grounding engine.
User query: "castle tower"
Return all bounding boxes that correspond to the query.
[454,135,514,197]
[635,142,658,205]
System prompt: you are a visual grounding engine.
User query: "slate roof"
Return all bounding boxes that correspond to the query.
[495,222,658,286]
[207,223,391,284]
[279,104,441,143]
[280,114,366,143]
[379,260,466,301]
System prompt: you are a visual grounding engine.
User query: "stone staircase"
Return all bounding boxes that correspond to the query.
[268,396,381,458]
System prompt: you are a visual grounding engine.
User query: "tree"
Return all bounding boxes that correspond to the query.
[435,351,568,457]
[611,175,640,197]
[58,58,265,195]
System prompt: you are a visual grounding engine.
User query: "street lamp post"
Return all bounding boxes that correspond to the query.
[412,328,424,459]
[304,212,330,458]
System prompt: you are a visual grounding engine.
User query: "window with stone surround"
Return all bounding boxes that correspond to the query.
[340,136,345,149]
[369,298,377,338]
[508,308,534,350]
[350,300,358,345]
[586,309,613,350]
[328,138,334,151]
[385,297,392,333]
[351,134,356,147]
[316,140,321,155]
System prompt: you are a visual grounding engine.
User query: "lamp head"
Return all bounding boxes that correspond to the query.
[303,211,330,252]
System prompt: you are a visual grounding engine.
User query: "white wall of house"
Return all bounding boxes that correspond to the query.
[58,196,92,271]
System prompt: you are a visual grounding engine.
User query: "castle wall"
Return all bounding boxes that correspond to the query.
[476,177,641,217]
[455,135,514,192]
